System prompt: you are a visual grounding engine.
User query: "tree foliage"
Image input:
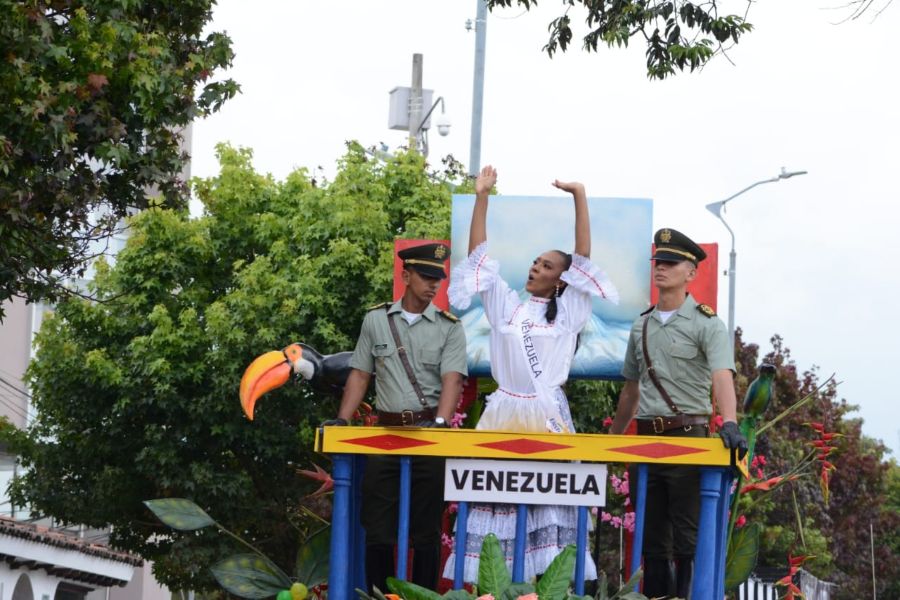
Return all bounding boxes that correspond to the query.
[0,0,239,318]
[731,330,900,599]
[487,0,754,79]
[1,142,472,590]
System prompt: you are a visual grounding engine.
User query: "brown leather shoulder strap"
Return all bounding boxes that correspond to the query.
[385,307,429,409]
[642,314,683,415]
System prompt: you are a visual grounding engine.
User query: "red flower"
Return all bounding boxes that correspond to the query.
[712,414,724,428]
[735,515,747,528]
[297,463,334,498]
[602,416,613,428]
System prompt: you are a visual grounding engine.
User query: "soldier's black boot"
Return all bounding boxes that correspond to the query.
[365,544,395,595]
[675,556,693,599]
[642,558,676,598]
[411,544,441,590]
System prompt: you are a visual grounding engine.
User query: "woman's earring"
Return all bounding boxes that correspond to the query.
[555,283,561,297]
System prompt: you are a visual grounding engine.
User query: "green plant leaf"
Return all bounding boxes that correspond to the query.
[143,498,215,531]
[386,577,442,600]
[210,553,292,599]
[295,526,330,586]
[535,545,575,600]
[725,522,761,592]
[442,590,476,600]
[610,569,643,599]
[478,533,512,595]
[499,583,534,600]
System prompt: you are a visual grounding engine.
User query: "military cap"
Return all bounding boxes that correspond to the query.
[398,242,450,279]
[652,228,706,265]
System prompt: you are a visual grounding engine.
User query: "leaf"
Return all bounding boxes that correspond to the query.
[610,569,643,599]
[477,534,512,595]
[295,526,330,585]
[535,545,575,600]
[210,553,292,599]
[442,590,476,600]
[385,577,442,600]
[724,522,762,592]
[143,498,215,530]
[499,583,534,600]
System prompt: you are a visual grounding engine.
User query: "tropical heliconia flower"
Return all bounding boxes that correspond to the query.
[776,553,814,600]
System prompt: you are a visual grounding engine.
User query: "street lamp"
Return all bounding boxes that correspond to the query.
[705,167,808,347]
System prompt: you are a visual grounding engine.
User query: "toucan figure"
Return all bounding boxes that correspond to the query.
[239,343,353,420]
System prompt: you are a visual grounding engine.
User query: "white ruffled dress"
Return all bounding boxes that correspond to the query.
[443,242,618,583]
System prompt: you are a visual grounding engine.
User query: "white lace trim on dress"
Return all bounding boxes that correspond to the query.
[448,241,499,310]
[560,253,620,305]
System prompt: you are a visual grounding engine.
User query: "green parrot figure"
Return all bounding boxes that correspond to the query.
[741,363,776,466]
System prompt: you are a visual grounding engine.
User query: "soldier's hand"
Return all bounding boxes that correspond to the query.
[321,417,348,427]
[719,421,748,460]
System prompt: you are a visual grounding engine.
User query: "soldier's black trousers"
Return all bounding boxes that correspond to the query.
[630,425,709,560]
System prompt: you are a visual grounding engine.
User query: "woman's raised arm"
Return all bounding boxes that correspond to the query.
[552,180,589,258]
[469,165,497,254]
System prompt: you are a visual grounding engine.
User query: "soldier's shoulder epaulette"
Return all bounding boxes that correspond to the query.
[368,301,391,311]
[439,310,459,322]
[640,305,656,316]
[697,303,716,318]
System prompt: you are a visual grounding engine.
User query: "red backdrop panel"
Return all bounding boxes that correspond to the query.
[392,239,451,311]
[649,243,718,311]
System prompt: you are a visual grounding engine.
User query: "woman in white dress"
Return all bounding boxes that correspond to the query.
[443,165,619,583]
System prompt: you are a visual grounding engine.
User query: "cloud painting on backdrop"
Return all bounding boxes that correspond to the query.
[450,194,653,379]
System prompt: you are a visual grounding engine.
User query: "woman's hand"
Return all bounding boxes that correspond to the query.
[475,165,497,196]
[552,180,585,195]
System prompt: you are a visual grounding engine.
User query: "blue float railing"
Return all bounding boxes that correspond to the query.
[316,427,740,600]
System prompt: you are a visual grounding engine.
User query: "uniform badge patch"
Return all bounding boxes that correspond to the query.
[697,304,716,317]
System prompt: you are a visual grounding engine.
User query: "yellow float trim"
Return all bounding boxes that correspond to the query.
[315,427,747,476]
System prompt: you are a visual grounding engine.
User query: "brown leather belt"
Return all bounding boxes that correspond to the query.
[636,415,709,435]
[376,408,435,426]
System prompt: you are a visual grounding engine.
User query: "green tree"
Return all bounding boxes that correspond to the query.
[488,0,754,79]
[1,142,472,590]
[0,0,239,318]
[732,331,900,599]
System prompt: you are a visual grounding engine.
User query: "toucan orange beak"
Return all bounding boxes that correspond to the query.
[239,350,293,420]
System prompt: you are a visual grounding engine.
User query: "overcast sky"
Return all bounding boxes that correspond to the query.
[191,0,900,456]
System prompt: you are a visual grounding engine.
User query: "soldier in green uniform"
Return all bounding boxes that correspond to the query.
[609,228,747,598]
[323,242,468,593]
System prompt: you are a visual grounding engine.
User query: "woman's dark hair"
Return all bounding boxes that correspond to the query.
[545,251,573,324]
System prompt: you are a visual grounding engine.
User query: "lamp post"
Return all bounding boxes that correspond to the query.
[705,167,808,347]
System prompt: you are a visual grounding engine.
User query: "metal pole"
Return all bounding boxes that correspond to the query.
[468,0,487,176]
[705,169,807,349]
[409,54,424,153]
[728,246,736,346]
[871,521,877,599]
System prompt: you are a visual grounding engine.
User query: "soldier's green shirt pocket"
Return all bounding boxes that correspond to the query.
[669,340,699,360]
[373,344,395,358]
[419,349,441,365]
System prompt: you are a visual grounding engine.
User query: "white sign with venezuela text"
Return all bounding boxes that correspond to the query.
[444,459,607,507]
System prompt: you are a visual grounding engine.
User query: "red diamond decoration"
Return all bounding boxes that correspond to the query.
[343,434,437,451]
[476,438,573,455]
[608,442,707,459]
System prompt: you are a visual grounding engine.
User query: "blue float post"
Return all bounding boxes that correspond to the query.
[453,501,470,589]
[574,506,588,595]
[351,455,367,593]
[630,464,648,592]
[692,467,724,600]
[396,456,412,581]
[512,503,528,582]
[715,469,734,597]
[329,453,353,600]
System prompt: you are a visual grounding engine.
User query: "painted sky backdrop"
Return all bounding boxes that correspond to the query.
[450,195,651,377]
[190,1,900,455]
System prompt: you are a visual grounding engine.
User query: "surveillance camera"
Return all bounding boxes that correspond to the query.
[435,114,451,137]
